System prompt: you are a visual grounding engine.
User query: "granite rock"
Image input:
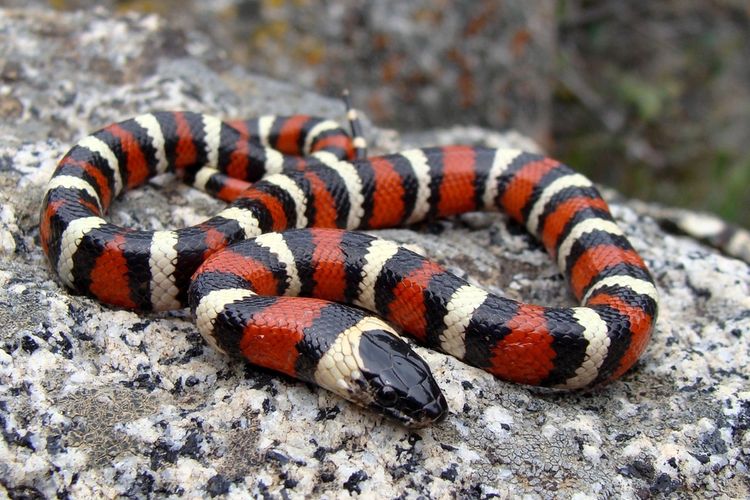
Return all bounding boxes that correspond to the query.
[1,7,748,499]
[4,0,556,146]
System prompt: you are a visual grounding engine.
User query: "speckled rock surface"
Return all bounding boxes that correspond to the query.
[1,7,749,499]
[5,0,556,146]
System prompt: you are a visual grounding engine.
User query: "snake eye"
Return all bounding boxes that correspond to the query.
[375,386,399,407]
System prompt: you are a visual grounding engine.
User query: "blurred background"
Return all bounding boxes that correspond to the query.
[5,0,749,227]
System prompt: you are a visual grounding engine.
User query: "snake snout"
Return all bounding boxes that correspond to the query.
[422,395,449,424]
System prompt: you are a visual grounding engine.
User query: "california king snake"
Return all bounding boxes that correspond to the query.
[39,109,659,428]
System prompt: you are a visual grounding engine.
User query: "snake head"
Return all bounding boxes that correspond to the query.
[358,329,448,427]
[315,320,448,428]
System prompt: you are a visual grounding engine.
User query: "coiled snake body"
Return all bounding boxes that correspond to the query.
[40,111,658,427]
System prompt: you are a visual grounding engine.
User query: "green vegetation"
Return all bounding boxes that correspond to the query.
[555,1,749,227]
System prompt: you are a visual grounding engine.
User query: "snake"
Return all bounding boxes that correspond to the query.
[39,109,659,428]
